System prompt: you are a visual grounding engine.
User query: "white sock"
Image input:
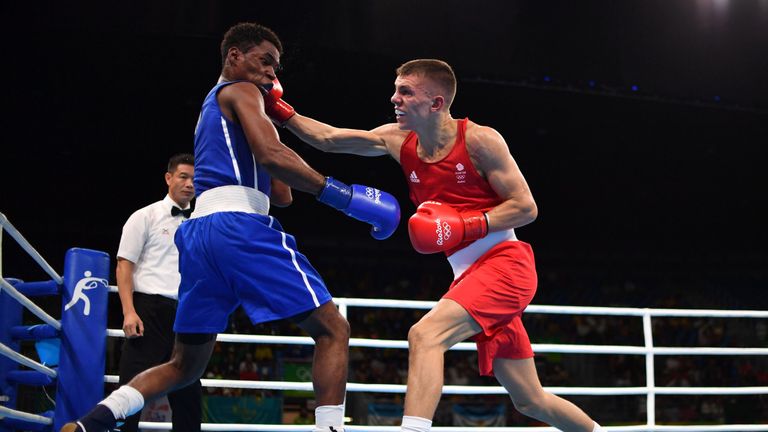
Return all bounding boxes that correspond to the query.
[314,404,344,431]
[401,415,432,432]
[100,385,145,420]
[592,422,605,432]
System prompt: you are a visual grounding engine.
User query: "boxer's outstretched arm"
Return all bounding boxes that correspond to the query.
[220,81,401,240]
[220,81,326,194]
[286,114,404,158]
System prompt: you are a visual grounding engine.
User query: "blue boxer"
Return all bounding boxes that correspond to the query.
[174,212,331,333]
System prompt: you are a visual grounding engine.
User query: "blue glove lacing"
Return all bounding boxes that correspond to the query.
[316,177,352,211]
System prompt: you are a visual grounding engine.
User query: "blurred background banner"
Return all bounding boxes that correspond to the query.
[452,403,507,427]
[203,395,282,425]
[368,402,404,426]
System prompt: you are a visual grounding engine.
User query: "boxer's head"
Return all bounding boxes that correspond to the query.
[220,23,282,85]
[395,59,457,108]
[220,22,282,66]
[392,59,457,128]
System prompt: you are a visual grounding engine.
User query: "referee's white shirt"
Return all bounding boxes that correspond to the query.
[117,195,191,300]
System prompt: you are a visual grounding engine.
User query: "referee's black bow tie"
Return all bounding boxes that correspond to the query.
[171,206,192,218]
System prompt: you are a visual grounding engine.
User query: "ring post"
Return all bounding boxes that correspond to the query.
[0,278,24,432]
[53,248,109,431]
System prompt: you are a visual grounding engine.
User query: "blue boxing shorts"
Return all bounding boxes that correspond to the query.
[173,212,332,333]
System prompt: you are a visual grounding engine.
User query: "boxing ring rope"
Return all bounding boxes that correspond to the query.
[0,212,56,428]
[0,213,63,285]
[1,212,110,431]
[104,286,768,431]
[0,343,57,378]
[2,210,767,431]
[0,406,52,427]
[0,213,62,331]
[0,279,61,331]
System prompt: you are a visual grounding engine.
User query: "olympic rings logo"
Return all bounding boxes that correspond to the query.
[365,187,382,204]
[434,219,452,246]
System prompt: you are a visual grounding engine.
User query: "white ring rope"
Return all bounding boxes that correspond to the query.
[107,329,768,356]
[0,341,57,378]
[106,329,768,355]
[102,292,768,432]
[0,404,53,425]
[0,212,64,285]
[335,297,768,318]
[2,218,765,430]
[103,374,768,396]
[0,277,61,330]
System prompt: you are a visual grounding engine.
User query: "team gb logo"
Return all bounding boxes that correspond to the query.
[455,163,466,184]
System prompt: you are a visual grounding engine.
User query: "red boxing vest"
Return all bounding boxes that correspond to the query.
[399,118,502,255]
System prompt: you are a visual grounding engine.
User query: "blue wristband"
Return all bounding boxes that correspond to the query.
[316,177,352,211]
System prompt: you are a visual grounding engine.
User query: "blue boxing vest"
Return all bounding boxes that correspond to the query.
[193,81,272,197]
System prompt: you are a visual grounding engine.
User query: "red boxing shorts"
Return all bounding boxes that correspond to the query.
[443,240,537,376]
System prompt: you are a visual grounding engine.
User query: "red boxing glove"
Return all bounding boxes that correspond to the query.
[259,78,295,126]
[408,201,489,254]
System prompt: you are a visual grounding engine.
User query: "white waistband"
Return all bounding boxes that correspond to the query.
[447,228,518,280]
[191,185,270,219]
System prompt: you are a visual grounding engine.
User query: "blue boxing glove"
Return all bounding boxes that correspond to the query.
[317,177,401,240]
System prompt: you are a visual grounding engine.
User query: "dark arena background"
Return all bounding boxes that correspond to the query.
[2,0,768,429]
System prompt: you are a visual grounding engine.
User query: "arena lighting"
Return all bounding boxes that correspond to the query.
[712,0,730,12]
[697,0,730,16]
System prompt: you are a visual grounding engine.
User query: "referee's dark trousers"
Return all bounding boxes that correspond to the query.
[118,292,203,432]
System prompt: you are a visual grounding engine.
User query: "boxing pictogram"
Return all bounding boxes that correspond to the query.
[63,270,109,316]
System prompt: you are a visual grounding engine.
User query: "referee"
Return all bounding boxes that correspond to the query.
[116,153,202,432]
